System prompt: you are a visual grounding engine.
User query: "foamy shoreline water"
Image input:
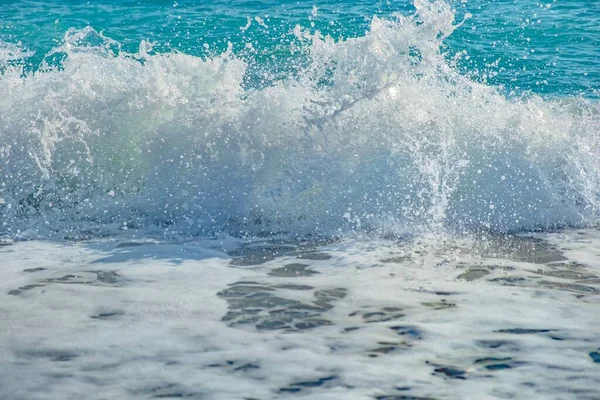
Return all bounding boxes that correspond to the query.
[2,1,600,398]
[1,230,599,399]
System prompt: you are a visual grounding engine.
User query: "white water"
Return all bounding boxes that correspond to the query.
[2,3,600,398]
[1,1,600,239]
[1,231,599,399]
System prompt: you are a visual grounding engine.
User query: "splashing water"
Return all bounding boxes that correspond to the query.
[1,0,600,239]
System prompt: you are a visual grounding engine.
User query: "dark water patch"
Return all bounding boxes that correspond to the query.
[228,295,300,311]
[256,319,290,330]
[422,301,456,310]
[228,239,336,267]
[228,243,299,266]
[369,346,399,354]
[236,243,298,254]
[590,351,600,363]
[165,361,180,366]
[495,328,555,334]
[115,242,146,248]
[369,341,411,355]
[222,311,243,321]
[349,308,405,323]
[429,364,467,380]
[229,246,293,266]
[527,268,597,280]
[538,280,598,294]
[22,349,79,362]
[218,284,275,298]
[476,339,521,351]
[381,256,411,264]
[90,311,124,320]
[279,387,302,393]
[270,307,319,321]
[376,396,437,400]
[484,363,513,371]
[269,263,319,277]
[297,252,332,261]
[408,288,461,296]
[578,278,600,285]
[294,319,332,330]
[18,271,127,290]
[8,283,46,295]
[363,312,396,323]
[486,265,516,271]
[477,235,567,264]
[230,256,276,267]
[435,291,459,296]
[314,288,347,306]
[456,269,490,281]
[383,307,403,312]
[227,281,261,286]
[233,363,260,372]
[218,282,341,331]
[280,375,338,393]
[488,277,527,284]
[23,267,46,273]
[474,357,518,371]
[45,274,94,284]
[63,229,114,241]
[207,359,258,370]
[134,383,200,399]
[289,303,328,313]
[91,270,124,284]
[390,326,424,340]
[547,262,589,270]
[274,284,314,291]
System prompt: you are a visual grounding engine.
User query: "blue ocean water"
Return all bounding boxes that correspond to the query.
[2,0,599,95]
[1,0,600,238]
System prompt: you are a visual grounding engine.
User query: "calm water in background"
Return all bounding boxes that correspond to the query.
[1,0,599,96]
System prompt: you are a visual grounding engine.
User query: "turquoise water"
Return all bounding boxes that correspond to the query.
[2,0,599,95]
[1,0,600,238]
[4,5,600,399]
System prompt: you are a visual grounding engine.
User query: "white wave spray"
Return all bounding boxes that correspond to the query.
[1,0,600,239]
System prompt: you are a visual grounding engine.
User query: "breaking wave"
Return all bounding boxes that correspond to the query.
[1,0,600,239]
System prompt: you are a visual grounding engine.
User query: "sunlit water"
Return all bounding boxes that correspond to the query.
[1,1,600,399]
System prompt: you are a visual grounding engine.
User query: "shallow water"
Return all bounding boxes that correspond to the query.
[1,230,599,399]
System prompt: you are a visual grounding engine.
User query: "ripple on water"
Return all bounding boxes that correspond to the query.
[217,281,346,331]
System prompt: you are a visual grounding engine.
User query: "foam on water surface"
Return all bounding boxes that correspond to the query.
[1,1,600,239]
[1,231,599,399]
[2,1,600,398]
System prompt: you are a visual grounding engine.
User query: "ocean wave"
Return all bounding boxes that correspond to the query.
[1,0,600,239]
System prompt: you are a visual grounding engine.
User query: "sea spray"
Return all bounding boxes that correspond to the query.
[1,0,599,239]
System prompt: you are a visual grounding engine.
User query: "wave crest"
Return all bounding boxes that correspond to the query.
[1,1,599,238]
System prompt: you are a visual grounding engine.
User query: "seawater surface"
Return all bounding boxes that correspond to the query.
[1,231,600,399]
[1,1,600,399]
[1,0,600,237]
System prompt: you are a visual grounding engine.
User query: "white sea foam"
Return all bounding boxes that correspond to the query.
[1,1,600,239]
[1,231,599,399]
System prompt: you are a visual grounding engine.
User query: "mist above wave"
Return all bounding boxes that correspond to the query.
[1,0,599,239]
